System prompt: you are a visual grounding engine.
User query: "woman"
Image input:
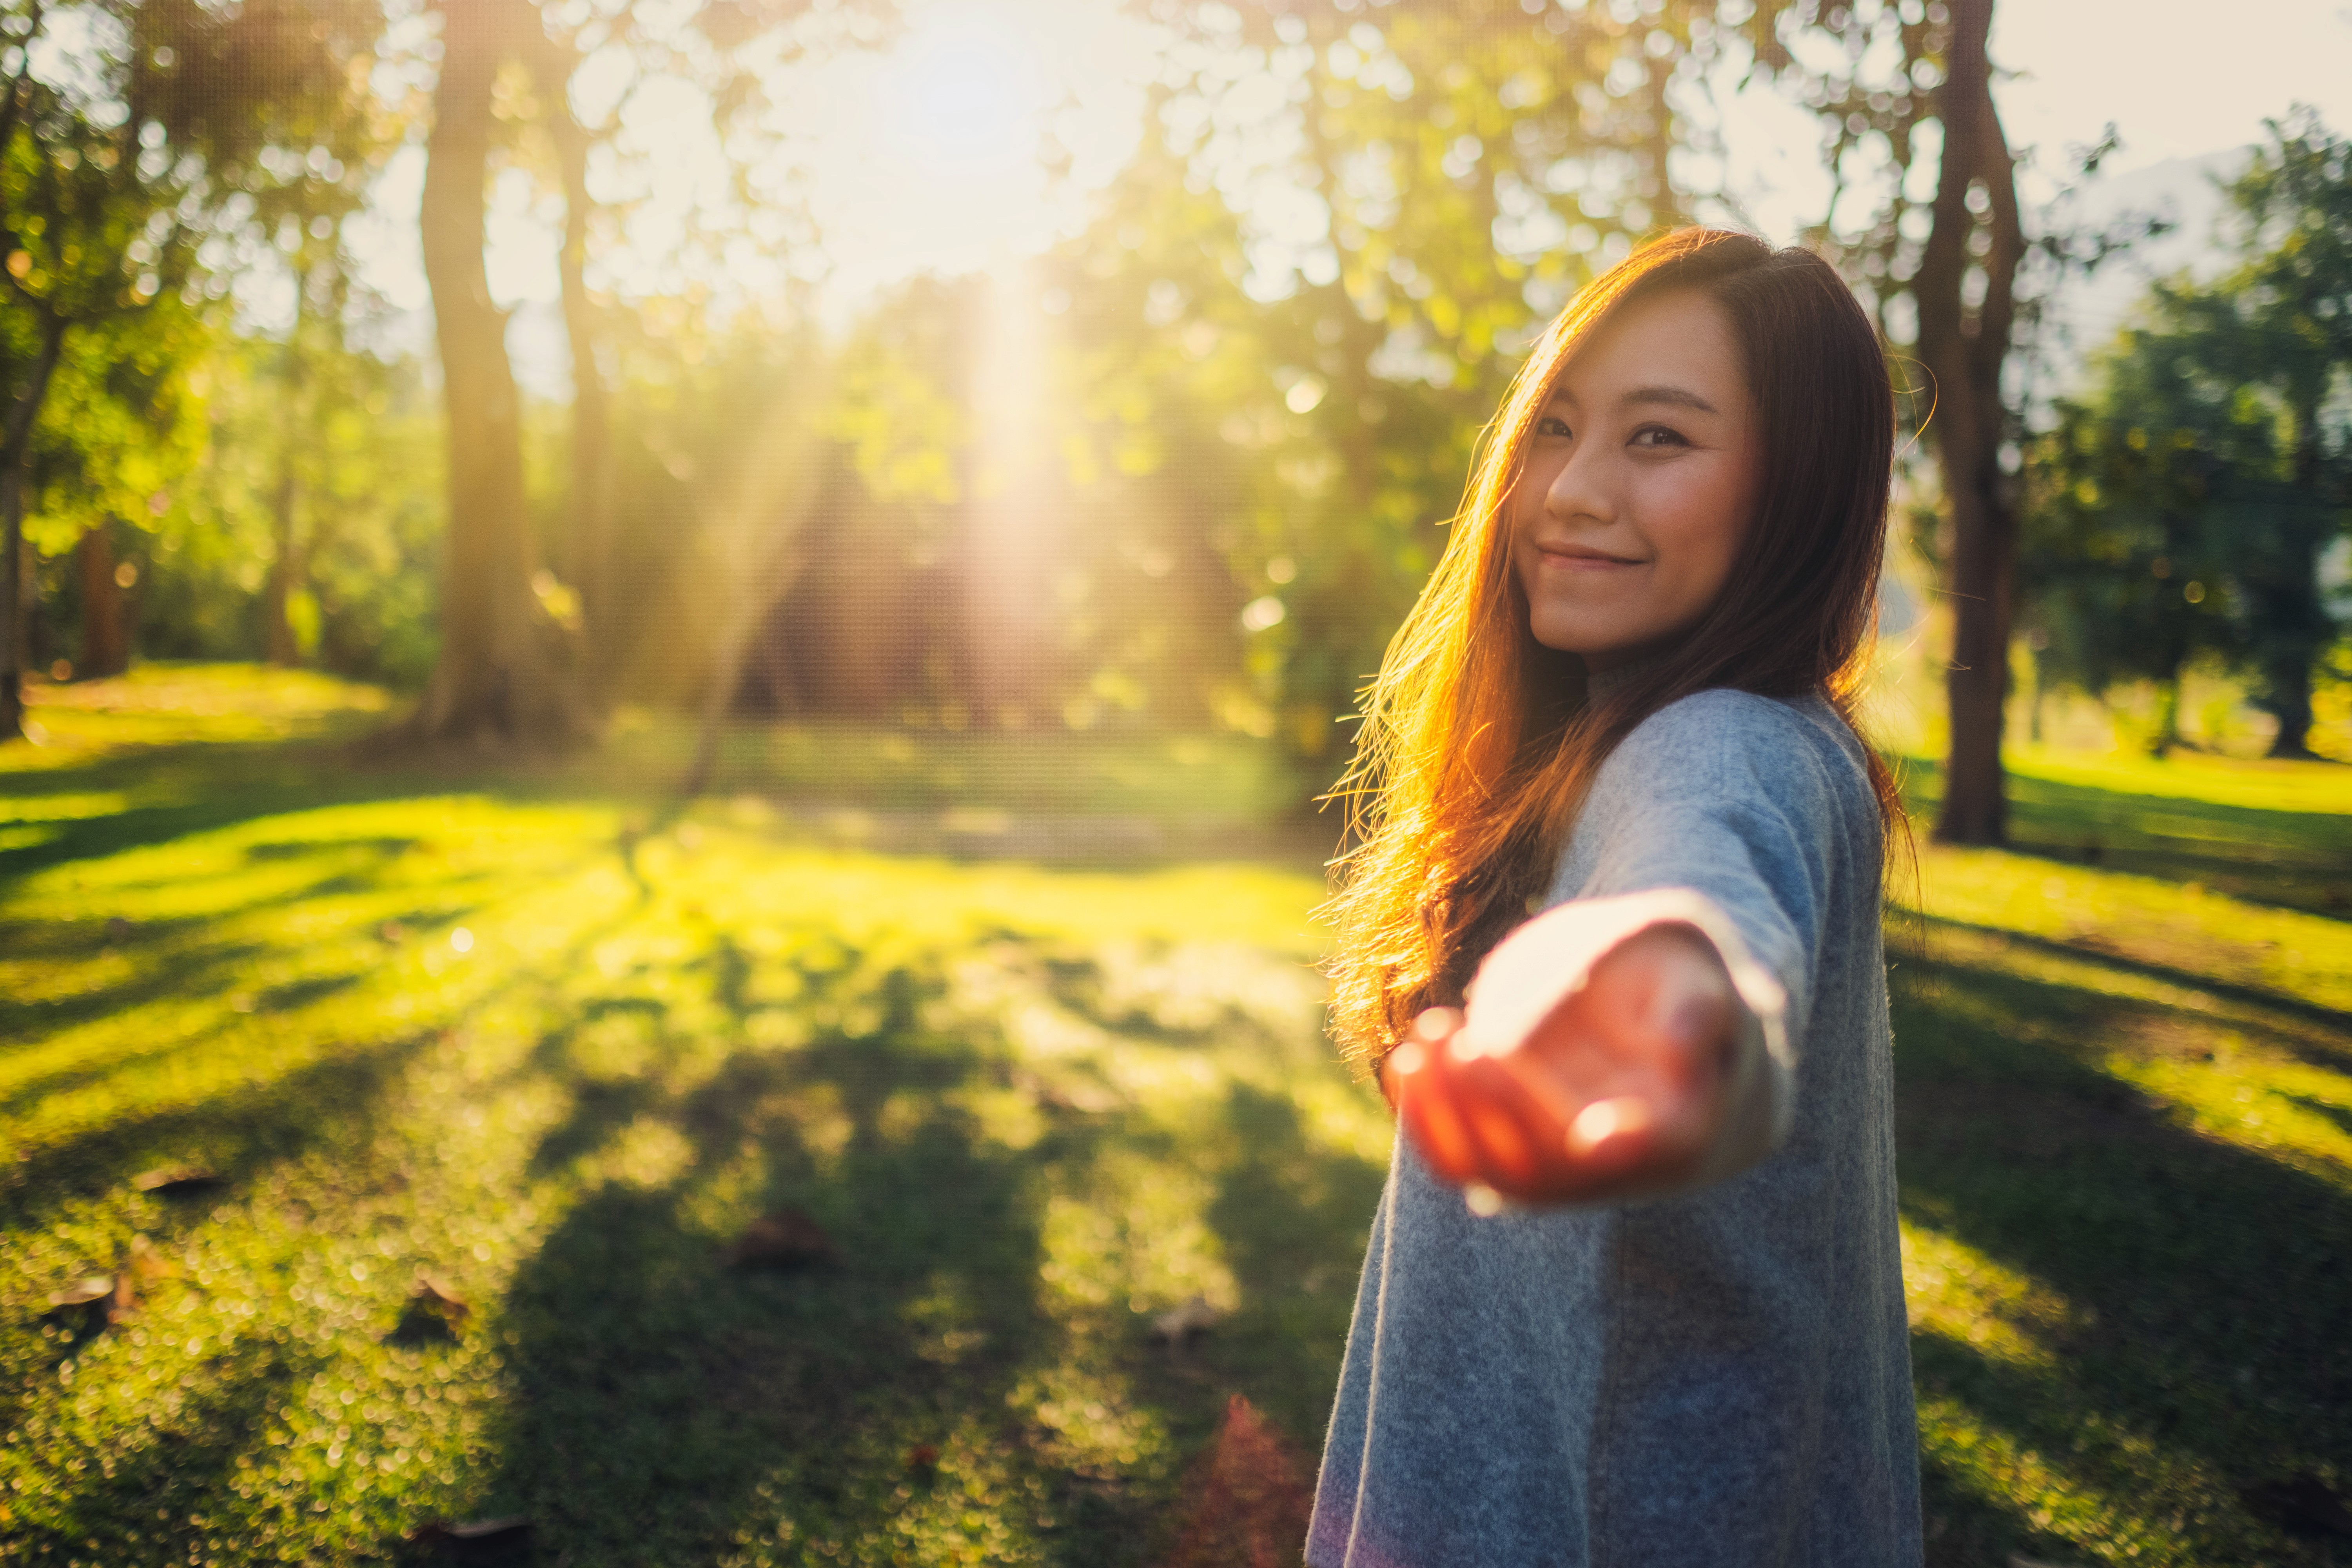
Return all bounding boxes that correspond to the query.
[1308,228,1922,1566]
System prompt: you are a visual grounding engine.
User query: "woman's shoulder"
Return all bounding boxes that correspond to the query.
[1597,686,1870,814]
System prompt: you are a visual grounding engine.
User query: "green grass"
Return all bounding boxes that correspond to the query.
[4,666,2351,1566]
[1903,744,2352,918]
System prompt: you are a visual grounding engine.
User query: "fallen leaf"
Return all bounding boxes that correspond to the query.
[1151,1295,1223,1346]
[1015,1070,1122,1115]
[133,1167,226,1196]
[40,1271,134,1333]
[390,1272,471,1345]
[906,1443,940,1472]
[2009,1555,2085,1568]
[2241,1472,2352,1537]
[407,1515,532,1541]
[379,920,409,944]
[1156,1394,1312,1568]
[413,1272,470,1324]
[721,1208,836,1270]
[103,916,132,942]
[45,1276,114,1309]
[126,1234,178,1283]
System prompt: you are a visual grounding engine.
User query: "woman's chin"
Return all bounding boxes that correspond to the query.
[1525,622,1648,663]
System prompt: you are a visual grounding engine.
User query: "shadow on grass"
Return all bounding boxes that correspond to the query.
[472,940,1374,1566]
[0,747,395,887]
[1915,911,2352,1038]
[1891,947,2352,1566]
[0,889,650,1235]
[1901,759,2352,919]
[0,1025,450,1230]
[0,936,274,1063]
[1202,1083,1388,1447]
[484,974,1077,1563]
[0,886,495,1117]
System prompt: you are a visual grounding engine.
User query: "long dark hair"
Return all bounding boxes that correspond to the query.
[1323,227,1903,1071]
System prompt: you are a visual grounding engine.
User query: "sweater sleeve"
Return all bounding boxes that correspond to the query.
[1462,690,1849,1196]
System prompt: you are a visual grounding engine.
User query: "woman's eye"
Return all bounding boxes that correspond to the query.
[1535,415,1572,438]
[1630,425,1688,449]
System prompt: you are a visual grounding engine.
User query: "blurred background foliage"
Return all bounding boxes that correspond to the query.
[2024,111,2352,760]
[0,0,2348,781]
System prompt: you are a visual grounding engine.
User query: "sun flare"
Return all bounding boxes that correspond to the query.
[880,8,1046,170]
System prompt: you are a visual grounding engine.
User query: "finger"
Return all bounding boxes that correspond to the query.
[1560,1050,1726,1184]
[1446,1050,1559,1194]
[1504,1040,1710,1193]
[1497,1028,1605,1131]
[1565,1094,1662,1172]
[1383,1009,1457,1116]
[1390,1037,1481,1184]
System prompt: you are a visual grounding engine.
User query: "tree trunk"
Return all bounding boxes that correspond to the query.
[12,537,32,678]
[412,0,586,746]
[536,55,619,697]
[0,312,68,739]
[1913,0,2024,844]
[682,626,748,798]
[681,472,827,796]
[2149,676,2180,758]
[2263,659,2317,758]
[264,277,306,666]
[74,527,126,677]
[2259,410,2333,759]
[264,452,300,666]
[1639,54,1683,229]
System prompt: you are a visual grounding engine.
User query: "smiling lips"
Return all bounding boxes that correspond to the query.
[1535,542,1648,570]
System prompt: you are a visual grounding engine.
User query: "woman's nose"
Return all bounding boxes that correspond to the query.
[1545,441,1613,525]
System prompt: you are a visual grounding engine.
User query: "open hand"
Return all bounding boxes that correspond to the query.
[1381,924,1739,1206]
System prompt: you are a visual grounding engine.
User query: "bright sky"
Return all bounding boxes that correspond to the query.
[337,0,2352,392]
[1995,0,2352,178]
[779,0,1159,291]
[1715,0,2352,238]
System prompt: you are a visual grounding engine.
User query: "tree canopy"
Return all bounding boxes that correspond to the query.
[2027,110,2352,758]
[2,0,2345,787]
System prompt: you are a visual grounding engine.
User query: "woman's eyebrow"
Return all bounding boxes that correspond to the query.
[1618,384,1719,414]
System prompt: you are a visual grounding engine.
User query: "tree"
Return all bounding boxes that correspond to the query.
[2197,110,2352,755]
[1143,0,1726,762]
[526,23,620,692]
[1713,0,2023,838]
[2024,381,2236,754]
[408,0,588,744]
[251,64,390,670]
[1144,1,2051,816]
[1905,0,2024,836]
[0,0,383,736]
[2026,112,2352,759]
[134,320,443,683]
[679,327,834,794]
[409,0,889,745]
[17,294,208,677]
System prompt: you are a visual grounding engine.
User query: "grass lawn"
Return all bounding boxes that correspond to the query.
[3,665,2350,1566]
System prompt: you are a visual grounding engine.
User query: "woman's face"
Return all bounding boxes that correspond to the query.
[1508,287,1759,670]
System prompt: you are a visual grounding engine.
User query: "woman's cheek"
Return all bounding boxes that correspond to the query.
[1649,475,1743,604]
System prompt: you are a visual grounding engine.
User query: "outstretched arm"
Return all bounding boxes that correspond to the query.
[1381,890,1788,1207]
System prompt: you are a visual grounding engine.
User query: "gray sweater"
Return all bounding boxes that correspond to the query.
[1307,688,1922,1567]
